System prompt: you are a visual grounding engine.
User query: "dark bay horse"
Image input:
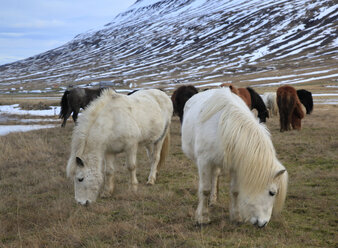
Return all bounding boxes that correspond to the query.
[277,85,305,132]
[59,87,105,127]
[297,89,313,114]
[171,85,198,123]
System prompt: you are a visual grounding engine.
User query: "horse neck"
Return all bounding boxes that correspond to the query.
[252,94,267,113]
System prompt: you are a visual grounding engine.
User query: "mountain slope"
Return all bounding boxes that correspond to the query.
[0,0,337,93]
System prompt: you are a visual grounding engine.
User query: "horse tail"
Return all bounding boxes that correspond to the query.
[157,125,170,168]
[59,90,70,119]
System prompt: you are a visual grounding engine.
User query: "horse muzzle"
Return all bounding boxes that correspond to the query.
[77,199,91,206]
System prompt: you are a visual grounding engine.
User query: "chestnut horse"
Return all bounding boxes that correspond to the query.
[220,83,269,122]
[171,85,198,123]
[277,85,305,132]
[220,83,251,106]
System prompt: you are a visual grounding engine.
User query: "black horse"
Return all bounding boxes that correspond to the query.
[59,87,105,127]
[297,89,313,114]
[246,87,269,123]
[171,85,198,123]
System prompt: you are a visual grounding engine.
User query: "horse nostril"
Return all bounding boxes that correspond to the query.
[258,222,267,228]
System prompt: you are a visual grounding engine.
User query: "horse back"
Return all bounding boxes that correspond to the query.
[238,88,251,107]
[130,89,173,123]
[182,88,251,164]
[277,86,294,116]
[101,89,172,145]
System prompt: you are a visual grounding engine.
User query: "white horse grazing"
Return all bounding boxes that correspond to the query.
[181,88,288,227]
[262,92,278,117]
[66,89,173,205]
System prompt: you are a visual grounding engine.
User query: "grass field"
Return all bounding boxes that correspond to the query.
[0,98,337,247]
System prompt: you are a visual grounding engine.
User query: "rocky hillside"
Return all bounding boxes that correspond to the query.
[0,0,337,93]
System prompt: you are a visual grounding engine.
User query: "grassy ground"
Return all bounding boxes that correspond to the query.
[0,102,337,247]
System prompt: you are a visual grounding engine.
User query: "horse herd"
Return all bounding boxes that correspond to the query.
[59,83,313,228]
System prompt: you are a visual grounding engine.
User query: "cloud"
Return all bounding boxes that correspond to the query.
[0,32,26,38]
[0,0,135,65]
[10,19,66,29]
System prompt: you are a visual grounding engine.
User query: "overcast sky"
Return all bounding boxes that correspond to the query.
[0,0,135,65]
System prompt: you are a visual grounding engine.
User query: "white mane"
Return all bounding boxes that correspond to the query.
[67,89,119,177]
[200,88,287,214]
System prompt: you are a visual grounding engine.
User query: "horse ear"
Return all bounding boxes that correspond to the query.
[76,157,84,167]
[274,169,286,179]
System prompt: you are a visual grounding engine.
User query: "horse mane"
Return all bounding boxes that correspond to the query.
[247,87,264,109]
[67,89,120,177]
[200,88,287,214]
[247,87,269,120]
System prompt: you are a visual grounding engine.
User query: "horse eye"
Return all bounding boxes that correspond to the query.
[269,191,276,196]
[78,178,84,182]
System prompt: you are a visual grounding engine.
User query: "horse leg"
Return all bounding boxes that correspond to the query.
[229,172,242,223]
[146,140,163,185]
[72,108,79,123]
[286,111,293,131]
[145,144,153,161]
[196,160,212,225]
[209,167,221,206]
[101,153,115,198]
[61,108,72,127]
[126,145,138,191]
[279,111,285,132]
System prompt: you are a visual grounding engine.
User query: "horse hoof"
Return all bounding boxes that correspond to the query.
[100,191,112,198]
[146,178,155,185]
[131,184,138,192]
[209,199,217,207]
[195,216,211,226]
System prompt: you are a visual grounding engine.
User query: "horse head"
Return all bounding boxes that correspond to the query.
[72,156,104,205]
[258,109,269,123]
[236,167,287,228]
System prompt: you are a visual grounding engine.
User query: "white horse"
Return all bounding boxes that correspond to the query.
[181,88,288,227]
[66,88,173,205]
[262,92,278,117]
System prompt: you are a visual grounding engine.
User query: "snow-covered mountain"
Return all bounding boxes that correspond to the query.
[0,0,337,92]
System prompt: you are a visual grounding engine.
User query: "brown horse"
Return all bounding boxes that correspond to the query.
[277,85,305,132]
[220,83,269,122]
[220,83,251,106]
[171,85,198,123]
[59,87,105,127]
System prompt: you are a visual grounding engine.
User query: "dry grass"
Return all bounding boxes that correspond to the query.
[0,103,337,247]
